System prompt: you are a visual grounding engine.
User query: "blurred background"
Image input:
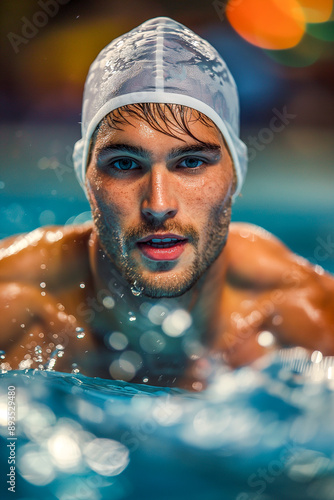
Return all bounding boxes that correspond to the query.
[0,0,333,271]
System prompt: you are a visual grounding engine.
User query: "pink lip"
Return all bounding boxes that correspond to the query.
[137,233,188,261]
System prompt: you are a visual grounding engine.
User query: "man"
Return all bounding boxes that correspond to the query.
[1,17,334,390]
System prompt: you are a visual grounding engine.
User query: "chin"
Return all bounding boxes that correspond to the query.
[127,267,203,299]
[140,284,193,299]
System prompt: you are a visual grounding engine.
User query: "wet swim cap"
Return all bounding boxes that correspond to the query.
[73,17,247,199]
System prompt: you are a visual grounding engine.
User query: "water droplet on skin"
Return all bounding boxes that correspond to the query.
[76,327,85,339]
[40,282,46,288]
[131,282,144,297]
[40,263,46,270]
[128,312,136,322]
[0,351,6,359]
[79,282,85,289]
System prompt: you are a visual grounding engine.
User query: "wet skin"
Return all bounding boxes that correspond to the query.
[1,116,334,390]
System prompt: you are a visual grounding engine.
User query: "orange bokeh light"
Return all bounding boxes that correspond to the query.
[298,0,333,23]
[226,0,306,50]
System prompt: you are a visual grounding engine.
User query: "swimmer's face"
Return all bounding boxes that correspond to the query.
[86,110,234,298]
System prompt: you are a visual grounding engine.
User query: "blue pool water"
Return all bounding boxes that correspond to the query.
[1,349,334,500]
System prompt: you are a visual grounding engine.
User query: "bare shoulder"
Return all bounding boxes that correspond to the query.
[227,222,290,255]
[0,223,93,288]
[226,222,333,289]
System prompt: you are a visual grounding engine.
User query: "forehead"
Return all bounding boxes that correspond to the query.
[93,106,226,151]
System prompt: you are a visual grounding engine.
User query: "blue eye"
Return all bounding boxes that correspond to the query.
[112,158,139,170]
[178,158,205,169]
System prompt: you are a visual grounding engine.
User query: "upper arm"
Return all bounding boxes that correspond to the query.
[226,223,334,352]
[0,224,91,287]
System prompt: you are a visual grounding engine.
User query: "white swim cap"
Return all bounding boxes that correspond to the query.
[73,17,247,200]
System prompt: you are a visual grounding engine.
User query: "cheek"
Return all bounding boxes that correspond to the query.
[87,172,132,221]
[183,173,232,219]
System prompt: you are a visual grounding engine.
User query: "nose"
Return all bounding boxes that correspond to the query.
[141,166,178,224]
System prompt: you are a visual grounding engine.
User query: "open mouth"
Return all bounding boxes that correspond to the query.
[145,237,183,248]
[137,234,188,261]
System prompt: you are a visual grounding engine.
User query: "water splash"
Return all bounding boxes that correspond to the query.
[45,345,65,370]
[75,327,85,339]
[128,312,137,322]
[71,363,80,374]
[34,346,43,364]
[0,350,6,360]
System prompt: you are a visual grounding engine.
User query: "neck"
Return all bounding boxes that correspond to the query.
[88,230,228,341]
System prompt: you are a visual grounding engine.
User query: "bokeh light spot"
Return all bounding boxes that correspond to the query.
[18,445,55,486]
[47,431,82,470]
[227,0,306,50]
[307,20,334,41]
[107,332,128,351]
[162,309,192,337]
[265,33,324,67]
[298,0,333,23]
[139,331,166,354]
[83,438,129,476]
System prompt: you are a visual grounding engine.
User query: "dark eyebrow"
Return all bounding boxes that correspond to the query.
[96,144,151,161]
[96,142,222,164]
[167,143,221,159]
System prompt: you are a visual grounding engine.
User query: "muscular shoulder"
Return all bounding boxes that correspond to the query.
[0,223,93,289]
[225,222,317,289]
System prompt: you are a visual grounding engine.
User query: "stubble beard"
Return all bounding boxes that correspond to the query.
[92,199,232,299]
